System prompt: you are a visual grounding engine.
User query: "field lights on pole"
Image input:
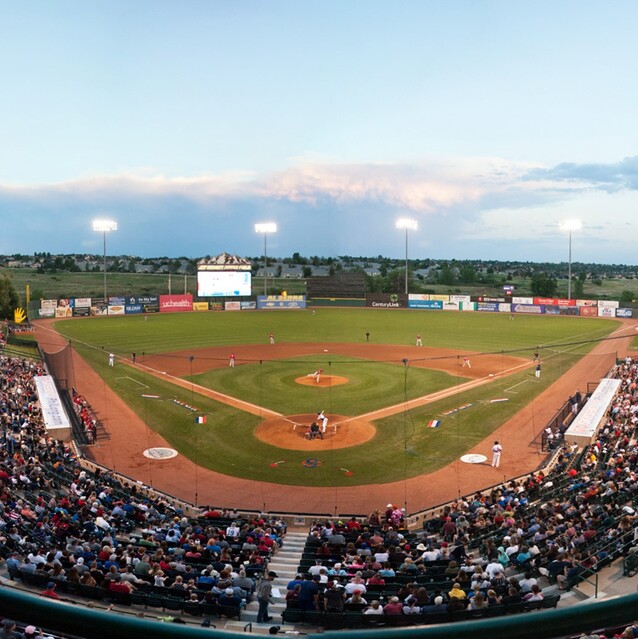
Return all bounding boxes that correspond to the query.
[560,219,582,300]
[396,218,418,294]
[92,219,118,301]
[255,223,277,296]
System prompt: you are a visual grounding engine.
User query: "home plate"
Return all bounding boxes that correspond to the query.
[460,454,487,464]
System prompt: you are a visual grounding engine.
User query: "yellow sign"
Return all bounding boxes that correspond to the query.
[13,308,27,324]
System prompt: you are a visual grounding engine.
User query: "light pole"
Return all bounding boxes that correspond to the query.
[396,218,418,294]
[560,219,581,300]
[254,223,277,296]
[92,219,118,301]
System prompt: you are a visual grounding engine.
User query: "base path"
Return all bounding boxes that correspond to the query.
[34,320,635,516]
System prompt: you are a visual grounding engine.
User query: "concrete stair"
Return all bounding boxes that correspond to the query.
[223,531,307,633]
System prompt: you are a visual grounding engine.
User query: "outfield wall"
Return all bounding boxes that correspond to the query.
[32,291,632,318]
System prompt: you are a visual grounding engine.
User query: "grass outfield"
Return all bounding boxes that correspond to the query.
[54,309,619,486]
[54,308,617,354]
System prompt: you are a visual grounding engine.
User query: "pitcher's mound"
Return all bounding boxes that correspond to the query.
[295,375,349,387]
[254,413,376,450]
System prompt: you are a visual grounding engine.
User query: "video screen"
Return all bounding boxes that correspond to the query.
[197,270,252,297]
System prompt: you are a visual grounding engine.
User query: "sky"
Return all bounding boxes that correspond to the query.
[1,1,637,263]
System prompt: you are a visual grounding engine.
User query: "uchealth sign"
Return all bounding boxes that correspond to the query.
[159,294,193,312]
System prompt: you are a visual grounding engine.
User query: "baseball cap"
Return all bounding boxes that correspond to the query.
[268,571,278,578]
[225,587,234,596]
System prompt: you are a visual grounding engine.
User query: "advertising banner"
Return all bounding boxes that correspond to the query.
[576,299,597,307]
[513,296,533,305]
[473,296,506,303]
[477,302,499,312]
[533,297,576,307]
[240,301,257,310]
[55,306,73,318]
[108,305,125,315]
[545,305,580,316]
[498,303,512,313]
[41,299,57,310]
[616,308,633,318]
[442,301,460,311]
[409,299,443,309]
[598,306,615,317]
[125,304,143,314]
[108,296,126,307]
[450,294,471,304]
[224,301,241,311]
[74,297,91,308]
[545,305,560,315]
[579,306,598,316]
[598,300,619,309]
[72,306,91,317]
[512,304,544,314]
[429,294,449,302]
[257,295,307,309]
[125,295,160,313]
[409,294,430,301]
[192,302,209,311]
[159,294,193,313]
[90,301,108,316]
[461,302,476,311]
[365,294,406,309]
[38,307,55,318]
[209,302,224,311]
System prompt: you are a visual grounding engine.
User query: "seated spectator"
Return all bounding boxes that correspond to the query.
[363,600,384,615]
[522,584,544,603]
[383,596,404,615]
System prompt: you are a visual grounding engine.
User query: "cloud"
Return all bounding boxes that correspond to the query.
[1,155,638,261]
[525,155,638,191]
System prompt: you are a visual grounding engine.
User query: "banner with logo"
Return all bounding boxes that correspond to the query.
[442,301,460,311]
[598,300,619,308]
[409,299,443,309]
[74,297,91,308]
[429,294,449,302]
[159,294,193,313]
[209,301,224,311]
[240,301,257,310]
[408,294,430,301]
[477,302,499,312]
[512,304,544,314]
[225,301,241,311]
[450,295,471,304]
[192,302,209,311]
[579,306,598,316]
[616,308,633,318]
[125,303,143,314]
[461,302,476,311]
[41,299,57,310]
[72,306,91,317]
[576,299,597,307]
[598,306,615,317]
[108,305,125,315]
[473,296,506,303]
[533,297,576,307]
[258,295,307,309]
[513,296,533,305]
[38,307,55,318]
[498,303,512,313]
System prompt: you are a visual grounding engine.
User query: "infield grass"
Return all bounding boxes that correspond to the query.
[54,309,619,486]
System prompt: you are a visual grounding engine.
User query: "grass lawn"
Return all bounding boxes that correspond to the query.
[55,309,619,486]
[190,355,459,415]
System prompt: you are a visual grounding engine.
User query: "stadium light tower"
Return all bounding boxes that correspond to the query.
[560,219,582,300]
[255,222,277,296]
[396,218,418,294]
[92,219,118,301]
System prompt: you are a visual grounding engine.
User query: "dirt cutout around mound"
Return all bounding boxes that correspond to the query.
[295,375,349,388]
[255,413,376,450]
